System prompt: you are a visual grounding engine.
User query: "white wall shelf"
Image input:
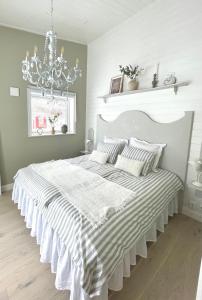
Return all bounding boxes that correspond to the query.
[98,81,190,103]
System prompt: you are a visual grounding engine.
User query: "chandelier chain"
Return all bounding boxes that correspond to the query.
[51,0,54,31]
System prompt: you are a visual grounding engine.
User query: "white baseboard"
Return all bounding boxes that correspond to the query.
[1,183,13,193]
[182,206,202,222]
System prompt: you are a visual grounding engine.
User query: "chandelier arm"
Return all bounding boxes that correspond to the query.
[29,60,42,85]
[55,67,63,78]
[25,64,34,84]
[34,60,42,77]
[37,72,44,87]
[66,70,78,84]
[60,71,69,82]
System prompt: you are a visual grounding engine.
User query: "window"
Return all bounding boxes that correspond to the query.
[27,87,76,137]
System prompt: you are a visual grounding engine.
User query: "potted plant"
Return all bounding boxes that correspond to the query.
[119,64,144,91]
[48,112,60,135]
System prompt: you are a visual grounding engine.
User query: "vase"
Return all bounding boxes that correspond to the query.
[128,79,139,91]
[51,127,55,135]
[61,124,68,134]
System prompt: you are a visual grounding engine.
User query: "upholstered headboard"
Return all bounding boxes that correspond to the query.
[96,110,194,183]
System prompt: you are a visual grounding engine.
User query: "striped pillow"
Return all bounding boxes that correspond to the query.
[121,145,155,176]
[97,142,121,164]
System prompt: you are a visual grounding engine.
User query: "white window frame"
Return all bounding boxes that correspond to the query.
[27,86,76,137]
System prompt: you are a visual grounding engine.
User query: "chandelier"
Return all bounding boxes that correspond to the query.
[22,0,82,97]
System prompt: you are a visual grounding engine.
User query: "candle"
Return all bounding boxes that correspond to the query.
[61,46,64,56]
[34,46,38,56]
[76,58,79,67]
[156,63,160,76]
[26,50,29,60]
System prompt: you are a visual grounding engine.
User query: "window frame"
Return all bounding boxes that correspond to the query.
[27,86,77,137]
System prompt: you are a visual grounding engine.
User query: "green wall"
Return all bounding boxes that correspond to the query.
[0,26,87,185]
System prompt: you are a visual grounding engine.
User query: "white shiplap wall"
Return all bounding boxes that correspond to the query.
[86,0,202,221]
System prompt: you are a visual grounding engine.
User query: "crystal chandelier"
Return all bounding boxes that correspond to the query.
[22,0,82,97]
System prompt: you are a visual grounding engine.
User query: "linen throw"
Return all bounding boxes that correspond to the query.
[31,160,136,227]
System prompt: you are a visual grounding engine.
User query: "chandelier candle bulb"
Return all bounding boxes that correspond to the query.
[34,46,38,56]
[60,46,64,57]
[156,63,160,76]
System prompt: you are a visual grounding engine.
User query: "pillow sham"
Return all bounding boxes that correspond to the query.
[115,155,145,177]
[129,137,166,171]
[97,142,121,164]
[121,145,155,176]
[89,150,109,164]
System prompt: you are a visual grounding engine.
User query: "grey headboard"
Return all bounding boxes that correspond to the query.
[96,110,194,183]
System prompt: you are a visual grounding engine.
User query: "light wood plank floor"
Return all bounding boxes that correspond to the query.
[0,192,202,300]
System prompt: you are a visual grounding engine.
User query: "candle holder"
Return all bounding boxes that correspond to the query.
[152,73,159,88]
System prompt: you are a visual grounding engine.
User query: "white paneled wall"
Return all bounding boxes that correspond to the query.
[86,0,202,221]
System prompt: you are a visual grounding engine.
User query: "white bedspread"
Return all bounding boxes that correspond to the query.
[31,160,136,227]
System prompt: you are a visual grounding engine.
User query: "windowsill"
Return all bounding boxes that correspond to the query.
[28,132,76,138]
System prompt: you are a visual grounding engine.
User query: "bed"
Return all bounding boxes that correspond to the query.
[12,110,194,300]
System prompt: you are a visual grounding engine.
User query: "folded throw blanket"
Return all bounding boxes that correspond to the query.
[31,160,136,227]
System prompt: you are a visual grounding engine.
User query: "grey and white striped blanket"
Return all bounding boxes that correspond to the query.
[13,155,183,297]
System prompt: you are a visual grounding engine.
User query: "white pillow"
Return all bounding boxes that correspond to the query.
[89,150,109,164]
[115,155,145,177]
[104,136,128,145]
[129,137,166,171]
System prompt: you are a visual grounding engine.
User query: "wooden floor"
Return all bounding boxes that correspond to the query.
[0,192,202,300]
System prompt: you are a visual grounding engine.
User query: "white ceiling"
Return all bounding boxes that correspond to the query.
[0,0,155,44]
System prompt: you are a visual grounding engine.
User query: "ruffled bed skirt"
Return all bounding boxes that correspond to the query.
[12,182,178,300]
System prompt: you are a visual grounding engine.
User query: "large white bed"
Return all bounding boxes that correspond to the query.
[12,110,194,300]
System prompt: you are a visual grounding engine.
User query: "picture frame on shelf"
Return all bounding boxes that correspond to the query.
[109,75,123,94]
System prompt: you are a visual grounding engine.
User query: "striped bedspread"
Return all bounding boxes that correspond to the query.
[13,155,183,297]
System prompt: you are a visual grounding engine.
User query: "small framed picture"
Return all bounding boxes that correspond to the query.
[109,75,123,94]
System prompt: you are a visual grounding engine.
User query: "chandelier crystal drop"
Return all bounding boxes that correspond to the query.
[22,0,82,97]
